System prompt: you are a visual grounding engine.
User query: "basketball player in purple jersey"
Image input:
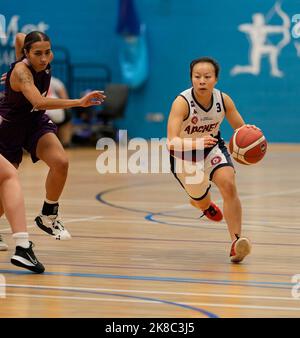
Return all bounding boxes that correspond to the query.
[167,57,258,263]
[0,31,105,246]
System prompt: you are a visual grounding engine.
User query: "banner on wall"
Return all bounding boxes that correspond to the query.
[116,0,149,89]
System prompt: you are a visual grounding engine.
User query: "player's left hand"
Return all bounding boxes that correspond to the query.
[236,124,261,132]
[245,124,261,131]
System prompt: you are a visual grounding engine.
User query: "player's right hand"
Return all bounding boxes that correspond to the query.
[79,90,106,107]
[203,135,218,148]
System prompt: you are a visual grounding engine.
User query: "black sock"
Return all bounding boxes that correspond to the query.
[42,201,59,216]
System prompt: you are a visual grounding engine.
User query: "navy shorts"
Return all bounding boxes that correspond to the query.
[0,113,57,165]
[170,140,234,200]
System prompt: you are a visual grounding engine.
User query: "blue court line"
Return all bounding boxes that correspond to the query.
[145,212,300,237]
[0,269,294,290]
[6,284,217,318]
[96,183,300,235]
[145,211,212,229]
[146,210,300,232]
[96,181,201,222]
[93,183,298,294]
[96,181,162,214]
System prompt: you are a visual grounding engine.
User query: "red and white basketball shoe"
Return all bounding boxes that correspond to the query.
[202,202,223,222]
[230,236,251,263]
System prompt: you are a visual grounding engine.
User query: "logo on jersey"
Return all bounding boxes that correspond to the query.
[202,117,213,122]
[191,100,195,107]
[191,116,198,124]
[30,91,48,112]
[211,156,222,166]
[184,122,219,135]
[45,69,50,74]
[0,115,9,125]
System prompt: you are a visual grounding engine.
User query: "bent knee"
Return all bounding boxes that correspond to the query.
[0,166,18,184]
[50,156,69,173]
[218,181,237,199]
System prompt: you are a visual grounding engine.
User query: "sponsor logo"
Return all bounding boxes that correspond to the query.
[191,116,198,124]
[26,252,38,265]
[201,117,213,122]
[211,156,222,166]
[0,115,9,125]
[31,91,48,112]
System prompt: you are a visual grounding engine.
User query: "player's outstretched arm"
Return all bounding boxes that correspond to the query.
[10,63,105,110]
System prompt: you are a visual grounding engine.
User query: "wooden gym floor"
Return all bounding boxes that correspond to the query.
[0,143,300,318]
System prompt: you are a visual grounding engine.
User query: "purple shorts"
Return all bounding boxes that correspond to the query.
[0,113,57,164]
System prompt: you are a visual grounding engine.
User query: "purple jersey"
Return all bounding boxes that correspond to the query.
[0,59,57,165]
[0,58,51,122]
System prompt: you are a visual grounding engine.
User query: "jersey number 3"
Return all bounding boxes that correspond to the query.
[216,103,221,113]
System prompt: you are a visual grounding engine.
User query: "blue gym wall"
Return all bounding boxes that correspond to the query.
[1,0,300,142]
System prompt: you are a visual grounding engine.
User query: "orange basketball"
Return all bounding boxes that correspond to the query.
[229,125,267,165]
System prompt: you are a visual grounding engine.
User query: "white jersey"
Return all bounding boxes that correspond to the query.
[179,87,226,139]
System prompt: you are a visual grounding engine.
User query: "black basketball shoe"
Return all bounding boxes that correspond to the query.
[11,241,45,274]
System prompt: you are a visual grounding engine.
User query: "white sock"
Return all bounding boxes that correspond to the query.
[45,199,59,204]
[12,232,30,248]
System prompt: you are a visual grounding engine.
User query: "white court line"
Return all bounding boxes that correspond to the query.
[185,302,300,312]
[6,293,157,305]
[27,186,300,211]
[5,283,295,301]
[63,216,104,223]
[1,217,298,227]
[0,217,299,235]
[1,217,299,232]
[0,216,104,233]
[24,198,175,207]
[5,289,300,312]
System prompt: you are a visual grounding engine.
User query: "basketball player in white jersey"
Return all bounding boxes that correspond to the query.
[167,57,257,263]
